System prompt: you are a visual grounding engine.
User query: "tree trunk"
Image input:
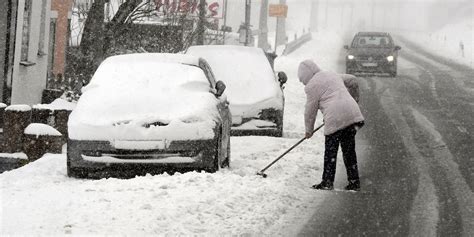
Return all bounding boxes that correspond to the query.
[80,0,105,58]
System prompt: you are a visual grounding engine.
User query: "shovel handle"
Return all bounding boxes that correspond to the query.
[258,123,324,174]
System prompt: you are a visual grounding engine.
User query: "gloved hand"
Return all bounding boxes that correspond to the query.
[305,132,313,139]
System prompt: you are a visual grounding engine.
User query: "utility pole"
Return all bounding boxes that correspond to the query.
[324,0,329,29]
[309,0,319,32]
[350,3,354,29]
[340,2,344,29]
[276,0,286,46]
[222,0,228,44]
[244,0,251,46]
[371,0,375,29]
[258,0,269,49]
[196,0,206,45]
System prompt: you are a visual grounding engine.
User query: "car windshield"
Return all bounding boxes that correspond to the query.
[352,35,392,48]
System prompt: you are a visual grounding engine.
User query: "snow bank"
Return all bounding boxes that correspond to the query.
[24,123,62,137]
[68,54,220,141]
[401,18,473,68]
[33,98,77,111]
[0,134,326,236]
[5,104,31,112]
[0,153,28,160]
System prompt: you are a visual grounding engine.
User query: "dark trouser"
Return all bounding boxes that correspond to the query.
[322,125,360,184]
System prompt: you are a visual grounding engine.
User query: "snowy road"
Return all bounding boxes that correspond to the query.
[299,35,474,236]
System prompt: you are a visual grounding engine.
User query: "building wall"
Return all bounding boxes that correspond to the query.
[51,0,73,78]
[0,1,9,101]
[11,0,51,105]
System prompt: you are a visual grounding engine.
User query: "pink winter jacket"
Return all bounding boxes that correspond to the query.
[298,60,364,135]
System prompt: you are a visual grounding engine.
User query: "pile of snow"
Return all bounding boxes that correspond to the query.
[24,123,62,137]
[5,104,31,112]
[0,153,27,160]
[0,135,327,236]
[33,98,77,111]
[68,54,220,141]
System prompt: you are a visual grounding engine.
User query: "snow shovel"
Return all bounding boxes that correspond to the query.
[257,123,324,178]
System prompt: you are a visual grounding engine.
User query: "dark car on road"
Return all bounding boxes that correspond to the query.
[67,53,231,178]
[344,32,401,77]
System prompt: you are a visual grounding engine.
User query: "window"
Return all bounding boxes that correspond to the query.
[20,0,32,62]
[38,0,48,56]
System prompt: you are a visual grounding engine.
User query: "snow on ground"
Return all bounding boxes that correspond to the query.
[0,32,345,236]
[401,18,473,68]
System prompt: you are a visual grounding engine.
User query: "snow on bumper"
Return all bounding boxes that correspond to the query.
[67,138,219,170]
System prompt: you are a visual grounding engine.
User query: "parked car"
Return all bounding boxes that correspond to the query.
[344,32,401,77]
[67,53,231,178]
[186,45,287,137]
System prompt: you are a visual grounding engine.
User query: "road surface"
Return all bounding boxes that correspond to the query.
[298,37,474,236]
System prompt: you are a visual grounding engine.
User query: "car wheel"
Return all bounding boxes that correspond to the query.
[222,137,231,168]
[206,130,222,173]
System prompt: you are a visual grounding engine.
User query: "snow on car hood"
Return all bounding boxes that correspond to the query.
[68,56,220,141]
[186,46,283,115]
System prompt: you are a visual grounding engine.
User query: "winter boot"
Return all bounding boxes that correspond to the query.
[312,181,334,190]
[345,180,361,191]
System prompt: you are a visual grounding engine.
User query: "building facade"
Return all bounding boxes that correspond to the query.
[0,0,72,105]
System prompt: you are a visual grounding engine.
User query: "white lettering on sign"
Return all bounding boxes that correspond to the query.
[155,0,225,19]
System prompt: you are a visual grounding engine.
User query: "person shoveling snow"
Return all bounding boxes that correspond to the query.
[298,60,365,191]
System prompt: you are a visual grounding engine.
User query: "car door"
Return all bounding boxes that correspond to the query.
[199,60,231,163]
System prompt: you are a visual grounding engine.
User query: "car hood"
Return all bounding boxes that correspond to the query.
[68,86,220,141]
[349,47,394,56]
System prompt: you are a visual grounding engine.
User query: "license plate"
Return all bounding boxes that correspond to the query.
[362,62,377,67]
[111,140,169,150]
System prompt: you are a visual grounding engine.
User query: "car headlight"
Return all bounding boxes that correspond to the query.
[347,55,355,60]
[387,56,394,62]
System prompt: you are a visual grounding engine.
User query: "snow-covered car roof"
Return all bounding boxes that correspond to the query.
[100,53,200,68]
[68,53,220,141]
[186,45,282,106]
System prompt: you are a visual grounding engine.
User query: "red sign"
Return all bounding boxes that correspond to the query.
[269,4,287,17]
[155,0,225,19]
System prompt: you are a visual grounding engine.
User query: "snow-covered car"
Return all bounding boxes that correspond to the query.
[344,32,401,77]
[186,45,287,137]
[67,53,231,178]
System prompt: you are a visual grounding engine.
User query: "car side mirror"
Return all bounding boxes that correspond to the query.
[278,72,287,86]
[344,45,349,50]
[215,81,226,97]
[395,45,401,50]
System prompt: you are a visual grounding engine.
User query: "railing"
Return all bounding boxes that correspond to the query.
[282,33,312,56]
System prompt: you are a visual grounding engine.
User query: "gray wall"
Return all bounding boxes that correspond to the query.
[0,0,9,102]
